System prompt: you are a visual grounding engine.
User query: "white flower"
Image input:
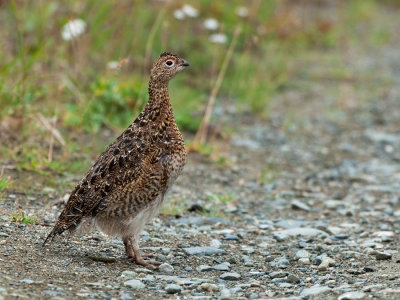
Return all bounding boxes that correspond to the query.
[204,18,219,30]
[235,6,249,18]
[61,19,86,41]
[182,4,199,18]
[173,9,185,20]
[107,61,119,70]
[209,33,227,44]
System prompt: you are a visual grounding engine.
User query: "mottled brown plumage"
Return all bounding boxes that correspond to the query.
[44,52,189,266]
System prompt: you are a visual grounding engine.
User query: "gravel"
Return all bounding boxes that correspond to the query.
[1,6,400,299]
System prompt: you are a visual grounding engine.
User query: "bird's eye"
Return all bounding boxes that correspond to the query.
[165,59,174,66]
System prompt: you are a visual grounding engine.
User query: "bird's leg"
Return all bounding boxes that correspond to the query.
[129,236,162,266]
[123,237,134,259]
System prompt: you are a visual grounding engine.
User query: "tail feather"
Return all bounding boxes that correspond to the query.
[42,222,68,247]
[42,217,80,247]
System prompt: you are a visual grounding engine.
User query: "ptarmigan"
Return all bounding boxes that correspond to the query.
[44,52,189,266]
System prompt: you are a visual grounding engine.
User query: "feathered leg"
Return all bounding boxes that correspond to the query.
[125,235,161,266]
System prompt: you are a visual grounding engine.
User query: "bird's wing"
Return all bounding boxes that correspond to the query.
[44,123,161,244]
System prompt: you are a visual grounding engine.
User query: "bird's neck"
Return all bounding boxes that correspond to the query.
[145,78,174,120]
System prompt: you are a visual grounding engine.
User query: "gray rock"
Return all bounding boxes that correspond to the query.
[294,249,311,260]
[242,255,254,266]
[224,235,239,241]
[210,239,222,248]
[124,279,145,290]
[197,265,213,272]
[121,270,137,277]
[0,232,9,237]
[159,263,174,274]
[20,279,35,284]
[175,217,234,226]
[165,284,182,294]
[277,258,290,269]
[220,272,241,281]
[338,291,367,300]
[374,251,392,260]
[198,282,220,292]
[135,268,153,274]
[298,258,311,265]
[213,262,230,271]
[291,200,310,211]
[324,200,344,210]
[273,228,328,240]
[300,285,331,297]
[219,288,232,300]
[274,219,306,229]
[270,271,288,278]
[287,274,300,284]
[184,246,225,257]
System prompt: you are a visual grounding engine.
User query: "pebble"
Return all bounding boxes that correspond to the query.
[300,285,331,297]
[291,200,310,211]
[220,272,241,281]
[224,235,239,241]
[198,283,220,292]
[121,270,137,277]
[219,288,232,300]
[184,247,225,256]
[165,284,182,294]
[287,274,301,284]
[277,258,290,269]
[318,257,335,271]
[324,199,344,209]
[270,271,288,279]
[197,265,213,272]
[210,239,222,248]
[294,249,311,260]
[338,291,367,300]
[273,228,328,240]
[373,251,392,260]
[159,263,174,274]
[298,258,311,265]
[213,262,230,271]
[124,279,145,290]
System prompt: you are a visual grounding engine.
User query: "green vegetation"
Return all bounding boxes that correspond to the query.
[204,192,235,217]
[0,177,10,192]
[0,0,395,178]
[11,208,38,224]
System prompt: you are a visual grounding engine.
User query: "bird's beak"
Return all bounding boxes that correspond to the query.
[182,60,190,67]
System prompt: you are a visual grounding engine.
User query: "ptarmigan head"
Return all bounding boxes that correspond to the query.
[150,52,190,83]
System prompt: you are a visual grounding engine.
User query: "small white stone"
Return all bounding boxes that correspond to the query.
[124,279,145,290]
[210,239,222,248]
[298,258,311,265]
[159,263,174,274]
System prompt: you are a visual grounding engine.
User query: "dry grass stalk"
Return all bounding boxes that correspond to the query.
[190,25,241,150]
[36,113,65,146]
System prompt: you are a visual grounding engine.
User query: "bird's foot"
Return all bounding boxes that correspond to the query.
[129,256,162,267]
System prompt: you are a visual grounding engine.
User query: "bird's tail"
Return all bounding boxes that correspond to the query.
[42,224,64,247]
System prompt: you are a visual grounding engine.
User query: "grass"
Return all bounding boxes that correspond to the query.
[0,0,396,179]
[204,192,235,218]
[0,177,10,192]
[11,208,38,224]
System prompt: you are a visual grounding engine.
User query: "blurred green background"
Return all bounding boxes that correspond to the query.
[0,0,398,176]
